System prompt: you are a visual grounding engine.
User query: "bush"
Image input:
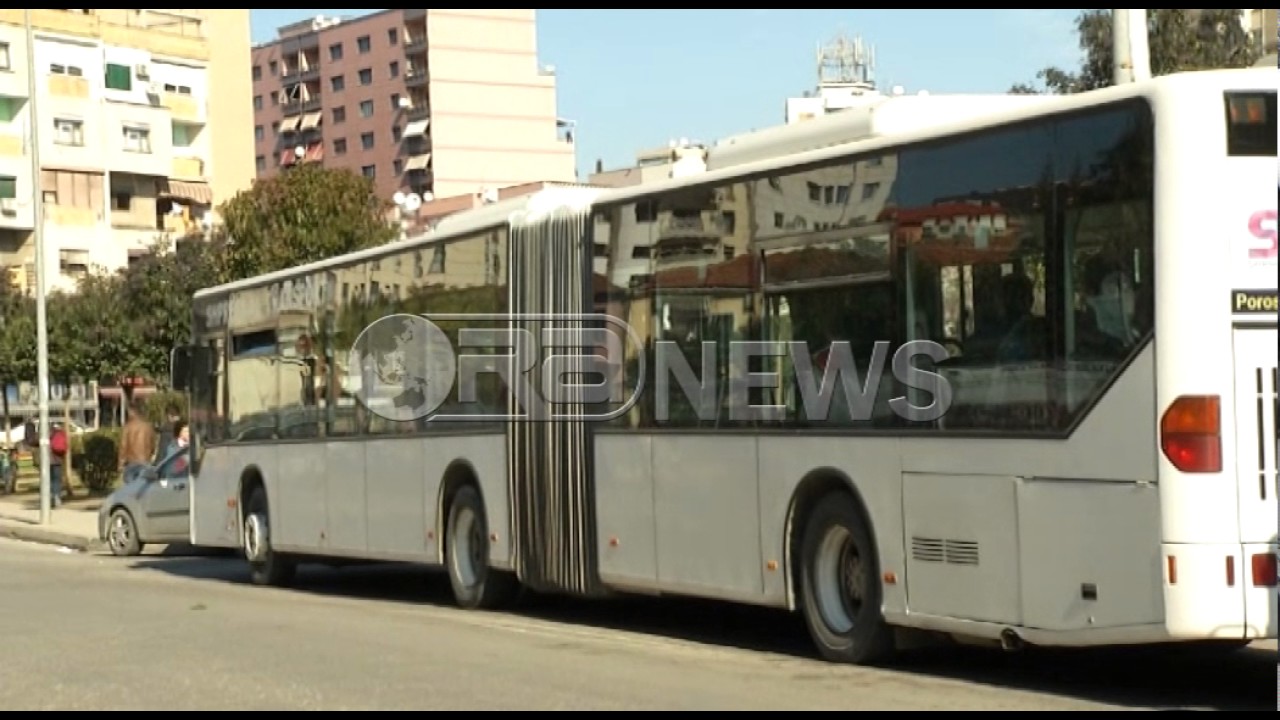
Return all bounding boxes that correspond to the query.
[144,390,188,426]
[77,428,121,493]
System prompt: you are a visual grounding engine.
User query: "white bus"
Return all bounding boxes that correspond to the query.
[170,68,1276,664]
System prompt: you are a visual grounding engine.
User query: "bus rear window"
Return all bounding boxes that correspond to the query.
[1225,91,1276,156]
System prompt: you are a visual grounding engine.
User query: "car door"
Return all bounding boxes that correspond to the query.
[143,448,191,540]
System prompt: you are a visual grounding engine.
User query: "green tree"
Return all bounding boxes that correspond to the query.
[0,270,35,428]
[119,235,224,382]
[217,165,397,282]
[1011,9,1258,94]
[48,275,149,389]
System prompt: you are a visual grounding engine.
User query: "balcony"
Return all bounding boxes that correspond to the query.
[406,104,430,122]
[657,214,727,245]
[0,10,209,62]
[0,130,25,158]
[404,34,427,53]
[281,66,320,83]
[171,156,204,179]
[282,97,322,116]
[404,66,428,87]
[161,92,204,123]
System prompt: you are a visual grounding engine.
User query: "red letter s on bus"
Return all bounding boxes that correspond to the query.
[1247,210,1277,260]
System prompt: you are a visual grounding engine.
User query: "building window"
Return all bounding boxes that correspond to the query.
[123,125,151,153]
[328,43,343,61]
[360,132,374,150]
[389,93,400,111]
[254,125,264,142]
[357,35,371,53]
[392,125,402,142]
[361,164,375,178]
[252,65,261,81]
[270,90,278,105]
[387,28,398,45]
[330,75,344,92]
[162,83,191,95]
[393,158,403,175]
[171,123,196,148]
[358,68,372,85]
[269,60,277,75]
[253,95,262,110]
[359,100,374,118]
[0,43,11,72]
[334,138,347,155]
[388,61,399,79]
[49,64,83,77]
[332,106,346,124]
[103,63,132,91]
[271,120,279,135]
[53,118,84,146]
[255,155,265,172]
[0,175,17,200]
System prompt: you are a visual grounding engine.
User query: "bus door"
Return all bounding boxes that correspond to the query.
[506,204,606,597]
[1222,89,1278,636]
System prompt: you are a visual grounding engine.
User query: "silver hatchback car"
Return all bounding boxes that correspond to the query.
[98,446,190,557]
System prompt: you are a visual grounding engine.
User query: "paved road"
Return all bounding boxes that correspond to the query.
[0,538,1273,711]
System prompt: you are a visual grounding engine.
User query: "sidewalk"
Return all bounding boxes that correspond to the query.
[0,488,103,552]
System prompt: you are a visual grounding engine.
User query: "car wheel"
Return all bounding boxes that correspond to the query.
[107,508,143,557]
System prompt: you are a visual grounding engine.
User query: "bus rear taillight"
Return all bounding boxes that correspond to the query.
[1160,395,1222,473]
[1251,553,1277,587]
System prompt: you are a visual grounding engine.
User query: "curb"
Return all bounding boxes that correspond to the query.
[0,521,102,552]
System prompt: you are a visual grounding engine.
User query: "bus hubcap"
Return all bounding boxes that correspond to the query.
[452,507,486,588]
[815,526,865,635]
[245,512,269,563]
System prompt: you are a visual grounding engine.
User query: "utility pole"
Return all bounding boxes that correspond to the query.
[1112,9,1152,85]
[22,9,53,524]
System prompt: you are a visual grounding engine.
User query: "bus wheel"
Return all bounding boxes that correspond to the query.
[798,491,894,664]
[446,485,517,610]
[244,486,295,587]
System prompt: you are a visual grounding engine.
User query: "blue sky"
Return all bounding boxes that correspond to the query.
[251,10,1085,180]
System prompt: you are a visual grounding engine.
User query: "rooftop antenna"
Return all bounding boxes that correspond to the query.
[817,32,875,90]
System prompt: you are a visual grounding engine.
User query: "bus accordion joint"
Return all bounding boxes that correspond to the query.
[1159,395,1222,473]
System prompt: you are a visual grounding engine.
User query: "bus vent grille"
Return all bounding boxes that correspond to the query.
[911,536,980,566]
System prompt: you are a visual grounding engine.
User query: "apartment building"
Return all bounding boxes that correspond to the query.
[1240,8,1279,56]
[251,9,576,202]
[0,9,256,294]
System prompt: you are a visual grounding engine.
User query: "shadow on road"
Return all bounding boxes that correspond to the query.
[127,555,1274,711]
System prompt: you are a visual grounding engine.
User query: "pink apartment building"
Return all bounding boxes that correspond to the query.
[250,9,577,201]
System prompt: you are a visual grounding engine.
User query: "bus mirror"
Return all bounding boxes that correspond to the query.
[169,346,193,392]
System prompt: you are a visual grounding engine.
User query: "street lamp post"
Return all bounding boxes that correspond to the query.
[22,9,53,524]
[392,191,425,241]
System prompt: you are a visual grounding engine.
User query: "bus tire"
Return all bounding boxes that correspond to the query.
[244,485,295,587]
[798,491,894,665]
[446,484,517,610]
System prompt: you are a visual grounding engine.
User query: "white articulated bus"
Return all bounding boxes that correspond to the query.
[167,68,1276,664]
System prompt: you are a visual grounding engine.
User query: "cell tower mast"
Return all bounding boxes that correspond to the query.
[817,33,875,90]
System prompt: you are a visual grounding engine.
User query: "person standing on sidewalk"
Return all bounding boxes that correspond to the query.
[49,423,68,506]
[0,445,13,494]
[118,400,156,487]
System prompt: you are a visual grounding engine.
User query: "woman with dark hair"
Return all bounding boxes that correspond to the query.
[161,420,191,479]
